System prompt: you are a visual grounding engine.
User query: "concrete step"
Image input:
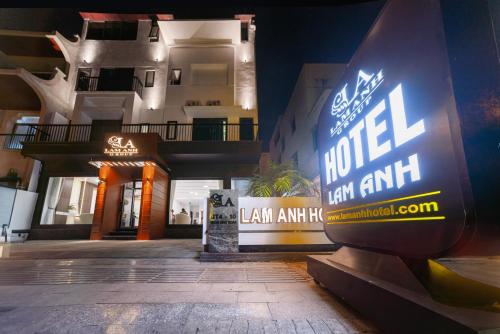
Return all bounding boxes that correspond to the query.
[108,230,137,236]
[102,235,136,240]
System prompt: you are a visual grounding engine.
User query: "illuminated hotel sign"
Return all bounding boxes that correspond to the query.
[317,0,473,258]
[324,78,425,206]
[104,136,139,157]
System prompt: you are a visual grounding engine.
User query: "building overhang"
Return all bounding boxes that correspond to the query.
[21,133,170,174]
[21,140,261,173]
[79,13,174,21]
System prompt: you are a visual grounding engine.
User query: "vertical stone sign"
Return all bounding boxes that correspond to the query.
[207,190,239,253]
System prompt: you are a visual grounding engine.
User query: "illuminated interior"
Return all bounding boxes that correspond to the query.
[40,177,99,225]
[169,179,223,225]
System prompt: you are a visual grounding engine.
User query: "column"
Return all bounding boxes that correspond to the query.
[90,165,110,240]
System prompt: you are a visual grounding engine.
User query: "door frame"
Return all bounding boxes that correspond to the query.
[118,180,142,230]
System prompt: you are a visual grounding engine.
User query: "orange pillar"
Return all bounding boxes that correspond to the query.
[137,164,168,240]
[137,164,154,240]
[90,165,110,240]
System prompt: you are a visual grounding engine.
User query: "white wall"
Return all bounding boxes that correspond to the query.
[50,18,258,126]
[160,20,241,44]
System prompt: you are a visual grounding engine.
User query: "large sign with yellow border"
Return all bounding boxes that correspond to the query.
[317,0,473,258]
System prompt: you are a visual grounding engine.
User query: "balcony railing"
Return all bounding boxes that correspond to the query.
[3,123,259,150]
[76,76,144,98]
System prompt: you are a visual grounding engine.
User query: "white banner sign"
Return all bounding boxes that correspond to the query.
[238,197,332,245]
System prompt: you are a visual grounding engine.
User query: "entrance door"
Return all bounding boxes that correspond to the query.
[98,68,135,91]
[192,118,227,141]
[90,119,122,142]
[119,181,142,229]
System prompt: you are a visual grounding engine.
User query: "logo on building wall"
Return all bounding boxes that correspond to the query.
[104,136,139,156]
[330,69,384,137]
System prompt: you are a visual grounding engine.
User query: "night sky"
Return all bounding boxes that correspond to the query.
[0,3,385,148]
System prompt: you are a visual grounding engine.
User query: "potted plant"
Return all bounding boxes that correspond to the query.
[6,168,20,188]
[247,160,318,197]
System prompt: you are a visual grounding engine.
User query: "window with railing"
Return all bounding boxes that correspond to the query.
[75,68,143,98]
[1,116,40,150]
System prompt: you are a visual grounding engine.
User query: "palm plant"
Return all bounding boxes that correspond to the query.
[247,160,318,197]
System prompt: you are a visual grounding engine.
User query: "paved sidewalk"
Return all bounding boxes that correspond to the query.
[0,240,379,333]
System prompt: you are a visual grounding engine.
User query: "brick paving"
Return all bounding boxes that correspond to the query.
[0,240,379,333]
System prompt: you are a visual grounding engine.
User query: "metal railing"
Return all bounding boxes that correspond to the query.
[76,76,144,98]
[4,123,259,149]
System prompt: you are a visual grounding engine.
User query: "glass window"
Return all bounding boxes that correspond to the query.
[145,70,155,87]
[169,179,223,225]
[241,22,249,42]
[291,152,299,168]
[273,130,280,146]
[41,177,99,225]
[149,21,159,42]
[120,181,142,229]
[312,125,318,151]
[167,121,177,140]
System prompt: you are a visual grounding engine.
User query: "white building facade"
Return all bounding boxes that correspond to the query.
[0,13,261,240]
[37,13,258,130]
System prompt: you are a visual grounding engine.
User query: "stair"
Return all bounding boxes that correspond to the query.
[102,230,137,240]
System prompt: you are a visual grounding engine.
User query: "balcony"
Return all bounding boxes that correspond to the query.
[76,76,144,98]
[12,123,261,174]
[4,123,259,149]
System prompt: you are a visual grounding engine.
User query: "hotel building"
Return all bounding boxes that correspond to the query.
[0,13,260,240]
[268,64,344,186]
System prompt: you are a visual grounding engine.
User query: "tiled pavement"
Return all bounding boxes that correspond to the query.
[0,240,379,333]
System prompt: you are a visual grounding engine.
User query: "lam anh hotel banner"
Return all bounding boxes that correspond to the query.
[238,197,332,246]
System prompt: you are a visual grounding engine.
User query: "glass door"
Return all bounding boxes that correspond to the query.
[119,181,142,229]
